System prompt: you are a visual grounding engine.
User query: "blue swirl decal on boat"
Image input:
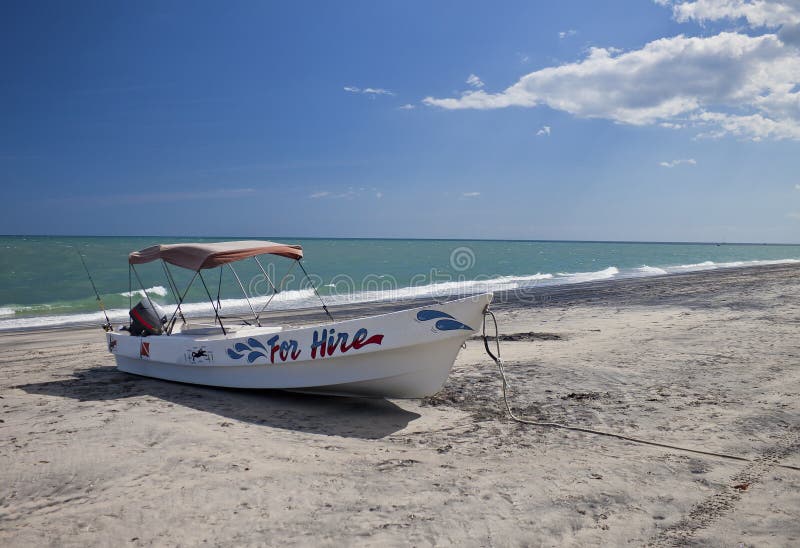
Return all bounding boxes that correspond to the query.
[416,310,456,322]
[226,340,267,363]
[417,309,473,331]
[247,338,266,351]
[434,318,472,331]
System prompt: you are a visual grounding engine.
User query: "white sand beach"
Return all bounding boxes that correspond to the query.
[1,264,799,546]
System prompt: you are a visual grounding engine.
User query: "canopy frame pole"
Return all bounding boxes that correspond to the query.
[255,258,298,318]
[128,264,132,328]
[216,267,223,311]
[130,264,160,320]
[253,256,279,295]
[229,263,260,326]
[298,260,334,322]
[161,261,187,327]
[165,270,199,335]
[198,270,227,335]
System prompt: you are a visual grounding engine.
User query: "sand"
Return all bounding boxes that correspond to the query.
[1,264,799,546]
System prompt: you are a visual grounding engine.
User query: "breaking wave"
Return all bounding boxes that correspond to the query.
[637,265,668,275]
[119,285,169,298]
[1,258,798,331]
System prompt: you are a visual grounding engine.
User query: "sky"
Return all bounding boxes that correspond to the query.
[1,0,799,243]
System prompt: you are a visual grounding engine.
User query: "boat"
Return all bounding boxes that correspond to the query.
[106,240,493,398]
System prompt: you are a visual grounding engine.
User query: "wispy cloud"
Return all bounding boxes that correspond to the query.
[795,184,800,190]
[462,191,481,198]
[787,212,800,220]
[659,158,697,168]
[466,74,485,89]
[536,125,551,136]
[343,86,394,96]
[310,187,383,200]
[398,103,415,110]
[558,29,577,39]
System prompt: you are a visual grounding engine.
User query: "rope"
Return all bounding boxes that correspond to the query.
[481,308,800,472]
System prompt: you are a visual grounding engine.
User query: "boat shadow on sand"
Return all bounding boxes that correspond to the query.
[18,366,420,440]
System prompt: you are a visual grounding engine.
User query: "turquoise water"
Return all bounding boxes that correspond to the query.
[1,235,799,329]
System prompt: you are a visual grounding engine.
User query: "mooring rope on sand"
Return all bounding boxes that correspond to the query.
[481,308,800,472]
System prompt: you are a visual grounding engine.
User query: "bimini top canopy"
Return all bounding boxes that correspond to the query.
[129,240,303,271]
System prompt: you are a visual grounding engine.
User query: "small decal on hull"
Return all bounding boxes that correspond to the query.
[416,310,473,332]
[139,341,150,358]
[185,347,214,364]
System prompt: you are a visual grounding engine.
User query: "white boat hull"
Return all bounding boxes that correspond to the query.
[107,293,492,398]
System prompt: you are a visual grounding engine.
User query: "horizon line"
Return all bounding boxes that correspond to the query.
[1,234,800,247]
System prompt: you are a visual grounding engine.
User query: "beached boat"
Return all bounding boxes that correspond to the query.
[106,240,492,398]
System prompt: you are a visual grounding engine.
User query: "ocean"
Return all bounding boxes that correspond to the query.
[1,235,799,330]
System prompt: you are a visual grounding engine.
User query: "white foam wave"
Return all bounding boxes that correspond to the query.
[176,288,317,316]
[120,285,169,298]
[556,266,620,283]
[1,258,798,331]
[665,258,799,273]
[637,265,668,275]
[670,260,717,271]
[0,288,318,331]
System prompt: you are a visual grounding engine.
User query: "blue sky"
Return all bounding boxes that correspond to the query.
[1,0,799,242]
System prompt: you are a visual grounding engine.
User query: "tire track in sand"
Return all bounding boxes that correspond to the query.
[649,426,800,546]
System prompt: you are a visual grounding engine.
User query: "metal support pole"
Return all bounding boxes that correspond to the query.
[229,264,259,326]
[198,270,227,335]
[165,270,198,335]
[298,260,334,322]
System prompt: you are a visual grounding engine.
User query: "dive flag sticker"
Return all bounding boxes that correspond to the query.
[140,341,150,358]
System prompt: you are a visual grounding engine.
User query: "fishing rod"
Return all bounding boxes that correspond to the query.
[76,250,112,332]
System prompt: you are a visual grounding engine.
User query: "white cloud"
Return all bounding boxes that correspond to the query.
[462,192,481,197]
[363,87,394,95]
[343,86,394,96]
[398,103,415,110]
[660,1,800,45]
[559,29,578,39]
[423,32,800,141]
[536,125,552,136]
[663,0,800,28]
[659,158,697,167]
[692,111,800,140]
[795,183,800,189]
[787,211,800,220]
[310,188,383,200]
[466,74,485,88]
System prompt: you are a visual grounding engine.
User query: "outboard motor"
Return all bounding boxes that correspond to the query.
[129,299,167,336]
